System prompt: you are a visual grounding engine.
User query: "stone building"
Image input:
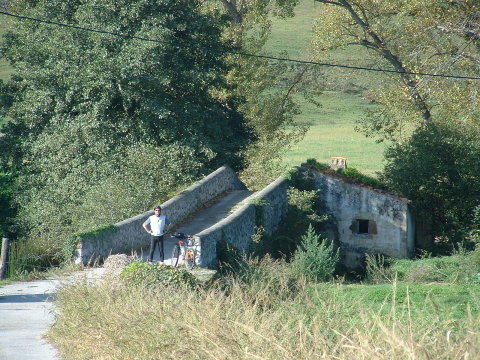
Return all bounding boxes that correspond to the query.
[302,162,415,268]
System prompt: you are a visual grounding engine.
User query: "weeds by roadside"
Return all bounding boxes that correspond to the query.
[47,256,480,360]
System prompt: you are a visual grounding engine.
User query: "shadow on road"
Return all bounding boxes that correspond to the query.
[0,293,55,304]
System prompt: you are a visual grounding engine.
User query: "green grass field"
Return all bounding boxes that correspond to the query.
[282,91,387,175]
[266,0,390,175]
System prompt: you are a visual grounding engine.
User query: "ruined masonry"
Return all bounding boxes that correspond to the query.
[300,164,415,268]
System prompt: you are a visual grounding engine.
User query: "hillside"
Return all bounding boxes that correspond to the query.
[265,0,388,175]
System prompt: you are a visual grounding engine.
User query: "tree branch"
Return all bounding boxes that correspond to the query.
[318,0,344,6]
[220,0,244,25]
[436,25,480,41]
[280,65,309,113]
[315,0,432,122]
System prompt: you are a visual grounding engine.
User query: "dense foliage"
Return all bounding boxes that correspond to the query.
[292,224,340,282]
[121,261,199,290]
[249,169,329,259]
[0,0,253,260]
[0,172,15,238]
[383,121,480,245]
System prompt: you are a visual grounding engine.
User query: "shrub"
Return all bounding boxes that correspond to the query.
[465,246,480,284]
[121,261,198,290]
[383,121,480,246]
[0,172,15,238]
[304,158,329,169]
[216,239,244,274]
[338,167,381,188]
[6,239,55,278]
[471,205,480,243]
[284,167,316,190]
[251,186,329,259]
[364,254,396,284]
[214,256,304,310]
[292,224,340,282]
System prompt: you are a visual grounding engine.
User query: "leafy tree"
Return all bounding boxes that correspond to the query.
[0,171,15,238]
[383,120,480,247]
[312,0,480,247]
[312,0,480,142]
[0,0,252,259]
[1,0,250,170]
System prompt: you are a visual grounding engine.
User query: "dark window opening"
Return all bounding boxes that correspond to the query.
[358,220,369,234]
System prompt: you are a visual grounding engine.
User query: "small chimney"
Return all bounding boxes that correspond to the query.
[331,156,347,171]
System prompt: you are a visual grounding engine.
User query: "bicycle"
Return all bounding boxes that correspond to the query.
[170,232,199,270]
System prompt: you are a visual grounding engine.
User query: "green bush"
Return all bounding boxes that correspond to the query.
[284,167,317,190]
[383,121,480,246]
[338,167,381,188]
[364,254,396,284]
[215,256,303,309]
[6,239,55,278]
[292,224,340,282]
[216,239,244,274]
[471,205,480,243]
[252,187,328,259]
[121,261,199,290]
[303,158,330,171]
[0,172,15,238]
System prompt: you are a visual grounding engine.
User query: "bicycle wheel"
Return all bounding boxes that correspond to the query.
[185,249,196,270]
[171,244,180,267]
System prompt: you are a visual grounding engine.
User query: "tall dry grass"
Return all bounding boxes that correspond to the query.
[48,260,479,360]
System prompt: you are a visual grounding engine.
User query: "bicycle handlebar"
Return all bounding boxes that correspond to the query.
[171,232,186,239]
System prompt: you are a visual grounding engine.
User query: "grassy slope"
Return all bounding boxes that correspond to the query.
[265,0,388,175]
[282,91,386,175]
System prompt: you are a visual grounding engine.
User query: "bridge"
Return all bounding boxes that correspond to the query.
[74,166,288,268]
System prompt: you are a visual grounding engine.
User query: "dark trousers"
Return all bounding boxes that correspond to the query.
[148,235,164,262]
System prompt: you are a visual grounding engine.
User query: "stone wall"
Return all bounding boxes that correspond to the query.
[195,203,256,268]
[74,166,246,265]
[196,177,289,268]
[308,168,414,267]
[253,177,289,235]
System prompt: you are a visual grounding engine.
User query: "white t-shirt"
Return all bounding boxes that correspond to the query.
[143,214,170,236]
